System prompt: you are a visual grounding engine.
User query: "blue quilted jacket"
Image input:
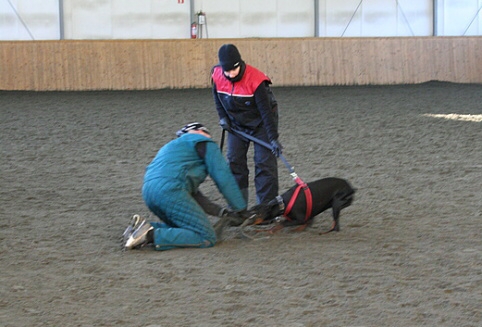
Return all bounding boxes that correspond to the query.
[144,133,246,211]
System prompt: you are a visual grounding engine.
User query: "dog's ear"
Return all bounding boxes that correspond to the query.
[268,204,281,218]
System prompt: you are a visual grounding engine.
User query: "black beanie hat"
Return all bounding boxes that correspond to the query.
[218,44,242,71]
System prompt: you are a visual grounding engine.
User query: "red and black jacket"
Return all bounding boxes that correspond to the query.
[212,63,279,142]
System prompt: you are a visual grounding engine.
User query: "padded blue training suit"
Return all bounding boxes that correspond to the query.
[142,133,246,251]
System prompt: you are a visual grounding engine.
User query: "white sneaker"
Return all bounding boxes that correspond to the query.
[124,218,153,250]
[122,215,143,243]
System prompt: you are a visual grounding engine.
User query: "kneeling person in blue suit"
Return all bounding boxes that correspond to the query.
[123,122,248,251]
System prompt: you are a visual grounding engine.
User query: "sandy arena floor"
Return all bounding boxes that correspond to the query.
[1,82,481,326]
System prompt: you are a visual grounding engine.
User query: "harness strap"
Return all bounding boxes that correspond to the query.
[283,177,313,222]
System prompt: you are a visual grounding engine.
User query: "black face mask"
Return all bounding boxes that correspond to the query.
[224,61,246,82]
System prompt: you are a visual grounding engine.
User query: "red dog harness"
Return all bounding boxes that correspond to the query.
[283,176,313,222]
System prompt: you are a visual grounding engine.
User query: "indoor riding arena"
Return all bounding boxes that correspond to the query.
[1,37,481,326]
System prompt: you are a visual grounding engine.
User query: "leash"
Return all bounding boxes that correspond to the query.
[219,129,226,152]
[230,129,295,177]
[230,128,313,221]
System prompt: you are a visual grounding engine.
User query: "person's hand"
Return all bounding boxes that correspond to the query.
[219,117,232,132]
[270,139,283,157]
[235,209,252,219]
[221,208,252,226]
[214,208,252,239]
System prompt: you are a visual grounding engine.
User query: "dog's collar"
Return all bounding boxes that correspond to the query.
[276,195,285,212]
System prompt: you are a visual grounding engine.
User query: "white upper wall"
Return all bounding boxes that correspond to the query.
[62,0,190,39]
[0,0,60,40]
[195,0,314,38]
[319,0,433,37]
[436,0,482,35]
[1,0,481,40]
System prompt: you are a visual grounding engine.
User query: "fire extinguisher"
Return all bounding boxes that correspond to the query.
[191,22,197,39]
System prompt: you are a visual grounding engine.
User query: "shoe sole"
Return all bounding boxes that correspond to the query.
[124,219,153,250]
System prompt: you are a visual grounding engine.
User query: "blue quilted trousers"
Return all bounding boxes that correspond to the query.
[142,180,216,251]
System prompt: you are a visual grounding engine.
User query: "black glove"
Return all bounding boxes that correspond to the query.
[270,139,283,157]
[219,117,232,132]
[235,209,252,219]
[222,209,251,226]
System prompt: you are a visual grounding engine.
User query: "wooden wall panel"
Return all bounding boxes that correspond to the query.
[0,37,481,91]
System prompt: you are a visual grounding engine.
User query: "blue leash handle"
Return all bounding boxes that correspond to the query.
[230,128,298,179]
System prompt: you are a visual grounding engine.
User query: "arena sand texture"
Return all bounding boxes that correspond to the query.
[1,82,481,327]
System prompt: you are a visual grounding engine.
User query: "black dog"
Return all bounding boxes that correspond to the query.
[249,177,356,233]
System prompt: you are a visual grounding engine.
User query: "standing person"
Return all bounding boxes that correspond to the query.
[123,122,248,251]
[211,43,283,205]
